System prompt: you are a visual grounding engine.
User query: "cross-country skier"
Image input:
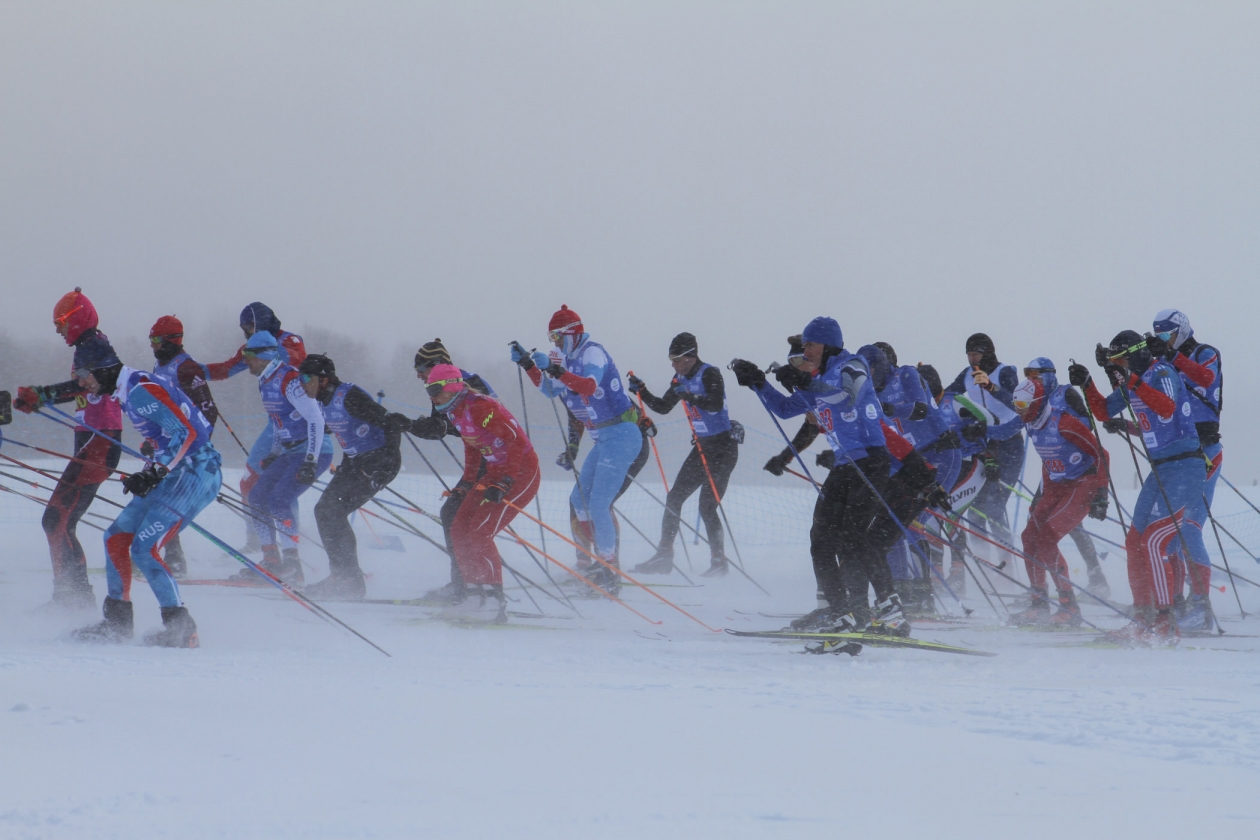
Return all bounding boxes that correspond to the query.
[627,332,740,577]
[69,336,221,647]
[944,334,1025,560]
[228,331,333,584]
[408,339,499,604]
[731,317,905,632]
[425,364,540,622]
[1007,358,1109,627]
[13,289,122,609]
[299,354,412,599]
[204,302,314,553]
[1069,331,1211,642]
[510,305,640,591]
[1147,310,1223,629]
[148,315,220,579]
[762,336,825,481]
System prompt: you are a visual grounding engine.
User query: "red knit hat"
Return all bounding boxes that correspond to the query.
[52,288,99,345]
[149,315,184,344]
[548,305,583,337]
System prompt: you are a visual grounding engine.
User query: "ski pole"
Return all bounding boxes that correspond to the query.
[631,388,695,572]
[0,481,108,531]
[611,502,698,585]
[1221,475,1260,520]
[0,468,116,522]
[0,434,129,478]
[214,408,252,458]
[493,491,720,632]
[515,366,550,556]
[1204,495,1247,619]
[1069,369,1130,535]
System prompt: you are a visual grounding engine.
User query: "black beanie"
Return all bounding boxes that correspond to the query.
[415,339,451,369]
[965,333,995,356]
[917,363,943,398]
[668,332,698,358]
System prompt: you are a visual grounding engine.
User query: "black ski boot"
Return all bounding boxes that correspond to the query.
[230,545,283,585]
[701,554,729,578]
[1009,586,1051,626]
[280,548,304,585]
[73,597,134,643]
[304,570,367,601]
[789,606,841,631]
[145,606,200,648]
[631,549,675,575]
[588,560,621,595]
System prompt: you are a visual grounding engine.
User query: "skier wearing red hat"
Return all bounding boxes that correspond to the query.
[147,315,221,577]
[13,289,123,609]
[511,305,641,591]
[425,364,539,621]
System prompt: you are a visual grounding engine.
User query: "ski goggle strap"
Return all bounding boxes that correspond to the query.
[1108,339,1148,362]
[150,334,183,346]
[425,377,464,398]
[669,348,697,361]
[549,322,582,344]
[54,304,84,327]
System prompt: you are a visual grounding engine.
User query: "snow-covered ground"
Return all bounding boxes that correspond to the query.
[3,466,1260,839]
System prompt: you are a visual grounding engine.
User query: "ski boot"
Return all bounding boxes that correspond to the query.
[72,597,134,643]
[1049,591,1083,627]
[44,583,97,612]
[1149,608,1181,646]
[279,548,304,585]
[144,607,200,648]
[701,553,729,578]
[1086,569,1111,600]
[1008,586,1051,627]
[631,548,675,575]
[587,558,621,595]
[229,544,284,585]
[945,563,966,596]
[870,594,912,637]
[789,606,841,631]
[304,569,367,601]
[805,638,863,656]
[822,612,863,634]
[1178,593,1217,634]
[419,581,469,606]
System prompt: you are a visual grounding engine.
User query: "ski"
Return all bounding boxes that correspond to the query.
[725,628,997,657]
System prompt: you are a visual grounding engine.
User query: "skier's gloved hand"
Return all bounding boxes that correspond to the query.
[880,402,895,416]
[1144,332,1169,359]
[122,463,168,498]
[1105,365,1128,390]
[729,359,765,388]
[1095,343,1111,368]
[446,479,474,504]
[295,459,319,486]
[1067,363,1091,388]
[260,454,279,471]
[482,477,512,504]
[672,383,694,402]
[140,439,155,459]
[626,373,645,394]
[638,414,658,439]
[1088,486,1110,521]
[510,341,535,371]
[1102,417,1129,435]
[909,402,929,422]
[556,445,579,471]
[925,484,952,512]
[15,385,45,413]
[961,423,987,442]
[383,413,412,434]
[983,455,1001,480]
[774,363,812,392]
[763,450,793,476]
[409,414,449,440]
[815,450,836,470]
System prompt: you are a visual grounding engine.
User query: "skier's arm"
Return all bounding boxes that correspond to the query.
[637,382,679,415]
[1058,413,1103,469]
[205,346,247,381]
[176,358,219,427]
[131,382,198,470]
[280,333,307,367]
[1172,349,1218,389]
[1128,371,1176,419]
[283,372,326,461]
[465,373,492,396]
[879,421,915,462]
[1083,380,1115,421]
[343,385,391,427]
[752,381,808,420]
[943,367,969,396]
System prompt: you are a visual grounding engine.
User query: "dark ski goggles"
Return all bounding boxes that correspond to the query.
[425,377,464,398]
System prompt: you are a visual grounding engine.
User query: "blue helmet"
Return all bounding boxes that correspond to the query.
[801,316,843,350]
[1152,309,1193,349]
[72,332,120,375]
[243,329,279,360]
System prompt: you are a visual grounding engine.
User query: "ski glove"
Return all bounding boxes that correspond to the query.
[672,383,694,402]
[1102,417,1130,435]
[909,402,930,422]
[880,402,895,416]
[815,450,836,471]
[482,476,513,504]
[1088,486,1110,521]
[924,484,952,512]
[409,414,449,440]
[446,479,475,504]
[383,413,412,434]
[729,359,765,388]
[1095,343,1111,368]
[626,373,645,394]
[774,363,812,392]
[556,444,579,471]
[1105,365,1128,390]
[1144,332,1169,359]
[982,455,1001,480]
[510,341,535,371]
[140,439,156,459]
[1067,363,1091,388]
[259,453,279,471]
[122,464,168,498]
[764,450,793,476]
[295,459,319,486]
[14,385,46,414]
[961,423,987,443]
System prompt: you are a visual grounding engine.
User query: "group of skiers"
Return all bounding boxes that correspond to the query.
[7,291,1224,647]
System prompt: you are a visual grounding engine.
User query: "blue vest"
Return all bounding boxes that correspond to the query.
[881,365,949,450]
[152,350,190,388]
[673,362,731,437]
[804,351,886,458]
[258,362,310,446]
[323,382,387,458]
[557,337,633,429]
[1027,387,1095,482]
[1109,361,1198,459]
[1180,344,1222,424]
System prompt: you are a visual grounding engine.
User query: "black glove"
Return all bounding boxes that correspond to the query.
[510,341,535,371]
[764,450,793,476]
[1102,417,1128,435]
[729,359,766,388]
[447,480,474,504]
[383,412,412,434]
[296,459,318,486]
[626,373,645,395]
[556,445,579,471]
[1088,486,1110,521]
[983,455,1001,481]
[638,414,658,438]
[483,477,512,504]
[259,453,279,471]
[909,402,929,422]
[1104,364,1128,390]
[815,450,836,470]
[880,402,895,416]
[1144,333,1168,359]
[1067,363,1091,388]
[925,484,951,512]
[1095,343,1111,367]
[140,439,155,459]
[672,383,694,402]
[122,464,168,498]
[961,423,986,443]
[774,363,812,392]
[409,414,449,440]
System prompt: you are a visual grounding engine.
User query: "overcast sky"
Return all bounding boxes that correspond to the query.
[3,2,1258,476]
